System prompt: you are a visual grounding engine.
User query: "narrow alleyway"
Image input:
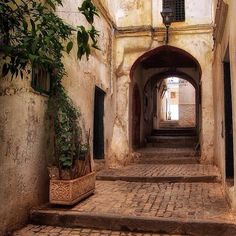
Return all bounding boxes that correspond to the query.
[14,135,236,236]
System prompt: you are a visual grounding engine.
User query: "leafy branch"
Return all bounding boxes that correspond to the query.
[0,0,100,174]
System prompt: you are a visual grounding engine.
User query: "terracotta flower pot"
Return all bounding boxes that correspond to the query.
[49,171,96,205]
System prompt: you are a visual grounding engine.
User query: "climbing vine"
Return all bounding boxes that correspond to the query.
[0,0,99,172]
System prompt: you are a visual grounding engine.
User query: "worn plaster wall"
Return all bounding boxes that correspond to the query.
[212,0,236,210]
[153,0,213,27]
[0,76,49,234]
[109,0,214,167]
[56,0,114,167]
[101,0,152,27]
[0,1,114,233]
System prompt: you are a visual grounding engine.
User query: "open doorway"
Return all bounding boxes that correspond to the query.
[93,86,105,159]
[223,57,234,182]
[158,77,196,128]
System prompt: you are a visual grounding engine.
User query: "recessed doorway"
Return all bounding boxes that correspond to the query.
[223,60,234,180]
[93,86,105,159]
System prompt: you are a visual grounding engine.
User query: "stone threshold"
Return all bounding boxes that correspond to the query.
[96,175,220,183]
[30,210,236,236]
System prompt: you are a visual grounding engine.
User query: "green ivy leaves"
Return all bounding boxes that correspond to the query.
[66,41,73,54]
[1,0,100,171]
[0,0,99,78]
[78,0,99,24]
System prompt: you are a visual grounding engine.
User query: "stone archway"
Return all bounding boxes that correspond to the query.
[130,45,202,148]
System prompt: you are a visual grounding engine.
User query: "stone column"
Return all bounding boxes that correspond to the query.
[109,72,130,168]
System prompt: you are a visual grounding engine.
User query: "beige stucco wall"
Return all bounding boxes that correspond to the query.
[101,0,213,29]
[57,0,114,166]
[0,1,114,233]
[0,76,49,234]
[212,0,236,210]
[153,0,213,27]
[101,0,151,27]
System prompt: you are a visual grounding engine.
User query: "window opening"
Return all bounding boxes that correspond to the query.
[163,0,185,22]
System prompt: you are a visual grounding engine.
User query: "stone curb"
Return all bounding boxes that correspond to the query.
[30,210,236,236]
[96,175,220,183]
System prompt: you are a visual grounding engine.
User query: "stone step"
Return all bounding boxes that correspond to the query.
[30,181,235,236]
[152,128,197,137]
[13,224,189,236]
[134,156,199,164]
[96,164,220,183]
[96,174,219,183]
[146,136,197,148]
[159,121,180,128]
[133,148,200,164]
[29,210,236,236]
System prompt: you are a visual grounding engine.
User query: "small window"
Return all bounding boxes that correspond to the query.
[31,66,50,95]
[163,0,185,22]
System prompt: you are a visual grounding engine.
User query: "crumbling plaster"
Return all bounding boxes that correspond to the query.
[213,0,236,210]
[0,76,49,234]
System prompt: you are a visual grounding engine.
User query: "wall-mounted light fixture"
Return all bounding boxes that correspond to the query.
[161,8,173,44]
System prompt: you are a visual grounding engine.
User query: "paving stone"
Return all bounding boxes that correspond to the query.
[13,226,188,236]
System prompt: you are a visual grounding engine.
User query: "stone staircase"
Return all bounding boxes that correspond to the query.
[134,147,199,164]
[15,130,236,236]
[146,128,198,149]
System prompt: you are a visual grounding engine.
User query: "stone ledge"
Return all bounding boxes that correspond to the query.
[30,210,236,236]
[96,175,220,183]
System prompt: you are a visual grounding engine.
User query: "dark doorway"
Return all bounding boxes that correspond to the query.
[224,61,234,179]
[93,86,105,159]
[132,85,141,148]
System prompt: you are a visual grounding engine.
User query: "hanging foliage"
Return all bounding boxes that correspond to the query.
[0,0,100,174]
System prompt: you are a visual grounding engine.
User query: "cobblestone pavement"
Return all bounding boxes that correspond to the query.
[97,164,220,179]
[14,225,188,236]
[71,181,234,222]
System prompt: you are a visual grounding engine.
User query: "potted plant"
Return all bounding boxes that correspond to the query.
[48,129,96,205]
[1,0,99,205]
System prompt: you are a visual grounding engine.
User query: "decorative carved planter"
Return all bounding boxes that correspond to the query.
[49,171,96,205]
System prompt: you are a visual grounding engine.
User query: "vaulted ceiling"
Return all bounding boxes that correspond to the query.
[140,46,199,69]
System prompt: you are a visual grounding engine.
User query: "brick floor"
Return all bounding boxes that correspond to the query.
[70,181,234,222]
[13,225,188,236]
[97,164,220,179]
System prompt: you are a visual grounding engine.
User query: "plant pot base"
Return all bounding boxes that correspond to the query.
[49,171,96,205]
[50,189,94,205]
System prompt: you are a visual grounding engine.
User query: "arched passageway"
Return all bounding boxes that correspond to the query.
[130,45,202,150]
